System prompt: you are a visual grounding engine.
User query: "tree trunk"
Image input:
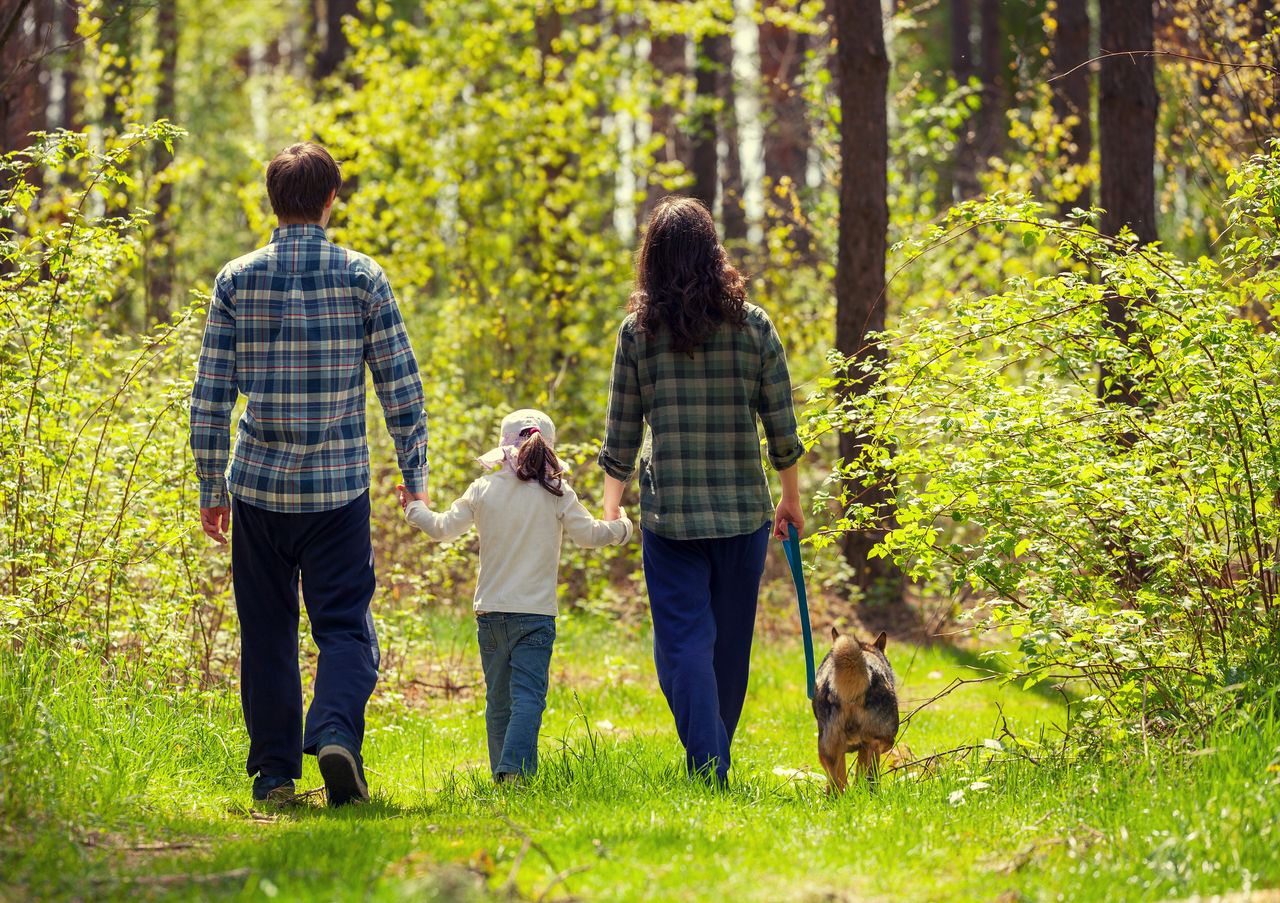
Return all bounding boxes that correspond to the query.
[644,25,690,222]
[147,0,178,323]
[1098,0,1156,408]
[832,0,903,602]
[312,0,357,80]
[759,1,812,251]
[975,0,1005,164]
[52,0,79,131]
[705,29,746,241]
[98,0,133,138]
[0,0,39,154]
[950,0,978,200]
[690,35,718,214]
[1051,0,1092,215]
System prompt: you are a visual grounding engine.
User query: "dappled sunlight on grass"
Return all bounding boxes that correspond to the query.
[2,611,1276,902]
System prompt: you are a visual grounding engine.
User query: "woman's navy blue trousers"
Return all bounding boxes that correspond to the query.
[641,523,770,780]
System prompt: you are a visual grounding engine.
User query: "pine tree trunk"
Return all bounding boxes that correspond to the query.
[147,0,178,324]
[832,0,903,603]
[313,0,357,80]
[1051,0,1092,214]
[690,36,718,214]
[759,1,812,252]
[98,0,133,138]
[0,0,38,154]
[53,0,79,131]
[644,25,690,223]
[950,0,978,200]
[975,0,1005,164]
[1098,0,1156,408]
[705,30,746,241]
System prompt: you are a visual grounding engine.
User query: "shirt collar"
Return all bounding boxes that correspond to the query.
[270,223,327,243]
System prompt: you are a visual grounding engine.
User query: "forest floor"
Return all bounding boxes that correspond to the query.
[2,608,1279,902]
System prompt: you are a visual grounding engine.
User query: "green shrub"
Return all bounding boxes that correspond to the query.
[817,146,1280,740]
[0,125,222,675]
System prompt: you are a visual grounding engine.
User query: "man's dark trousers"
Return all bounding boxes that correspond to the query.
[641,523,770,780]
[230,491,379,780]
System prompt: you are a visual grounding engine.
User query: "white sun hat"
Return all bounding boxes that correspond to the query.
[476,409,558,472]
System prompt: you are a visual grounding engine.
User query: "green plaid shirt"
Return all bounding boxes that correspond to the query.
[599,303,803,540]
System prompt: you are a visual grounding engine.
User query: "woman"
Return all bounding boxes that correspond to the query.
[600,196,804,783]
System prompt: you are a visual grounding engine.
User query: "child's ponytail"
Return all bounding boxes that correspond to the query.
[514,429,564,496]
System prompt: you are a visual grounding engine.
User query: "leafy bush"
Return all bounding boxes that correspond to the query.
[0,125,225,675]
[818,146,1280,739]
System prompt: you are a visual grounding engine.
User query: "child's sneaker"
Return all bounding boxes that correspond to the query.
[317,736,369,806]
[252,775,296,806]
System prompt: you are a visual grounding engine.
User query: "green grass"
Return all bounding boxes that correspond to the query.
[1,612,1278,901]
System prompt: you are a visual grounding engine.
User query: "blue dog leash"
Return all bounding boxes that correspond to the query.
[781,523,816,700]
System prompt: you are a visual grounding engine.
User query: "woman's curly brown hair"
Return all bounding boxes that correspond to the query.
[629,197,748,353]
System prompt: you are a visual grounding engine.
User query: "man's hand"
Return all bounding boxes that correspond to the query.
[200,506,231,544]
[397,484,429,511]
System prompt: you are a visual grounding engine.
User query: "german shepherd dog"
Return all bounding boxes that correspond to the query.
[812,628,899,793]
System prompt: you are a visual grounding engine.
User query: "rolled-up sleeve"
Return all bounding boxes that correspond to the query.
[757,313,803,471]
[363,264,429,495]
[190,271,238,509]
[598,320,643,481]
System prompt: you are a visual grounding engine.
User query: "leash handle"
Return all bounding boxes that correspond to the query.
[781,522,816,700]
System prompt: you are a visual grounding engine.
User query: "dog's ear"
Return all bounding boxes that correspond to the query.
[873,631,887,652]
[831,626,840,641]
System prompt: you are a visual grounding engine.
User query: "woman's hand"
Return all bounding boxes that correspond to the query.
[773,496,804,540]
[772,464,803,539]
[602,474,626,522]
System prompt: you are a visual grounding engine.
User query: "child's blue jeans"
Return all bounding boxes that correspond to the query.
[476,612,556,778]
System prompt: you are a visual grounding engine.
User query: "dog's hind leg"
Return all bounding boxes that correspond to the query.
[819,730,849,794]
[856,746,880,790]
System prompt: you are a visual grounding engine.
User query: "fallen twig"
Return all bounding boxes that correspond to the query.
[882,742,985,778]
[94,867,252,887]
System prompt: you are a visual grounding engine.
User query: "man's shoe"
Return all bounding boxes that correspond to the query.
[252,775,296,805]
[317,739,369,806]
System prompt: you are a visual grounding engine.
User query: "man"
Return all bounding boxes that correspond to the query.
[190,142,429,806]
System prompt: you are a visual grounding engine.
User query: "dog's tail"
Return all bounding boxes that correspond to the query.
[830,630,870,701]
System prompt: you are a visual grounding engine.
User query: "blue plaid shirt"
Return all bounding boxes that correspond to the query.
[190,224,428,513]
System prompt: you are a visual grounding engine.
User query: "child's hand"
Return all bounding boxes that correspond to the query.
[396,484,409,511]
[603,504,621,521]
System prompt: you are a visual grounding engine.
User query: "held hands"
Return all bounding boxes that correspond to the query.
[603,504,622,522]
[200,506,231,544]
[396,483,430,511]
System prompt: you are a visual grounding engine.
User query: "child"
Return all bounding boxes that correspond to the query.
[397,409,632,782]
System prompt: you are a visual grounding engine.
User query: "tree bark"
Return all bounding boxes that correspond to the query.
[690,35,718,214]
[705,29,746,241]
[644,24,690,222]
[832,0,903,602]
[759,1,812,251]
[0,0,39,154]
[1051,0,1092,215]
[147,0,178,323]
[52,0,78,131]
[98,0,133,138]
[949,0,978,200]
[1098,0,1156,408]
[312,0,357,80]
[975,0,1005,164]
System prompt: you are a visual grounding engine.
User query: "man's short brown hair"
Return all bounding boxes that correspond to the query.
[266,143,342,222]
